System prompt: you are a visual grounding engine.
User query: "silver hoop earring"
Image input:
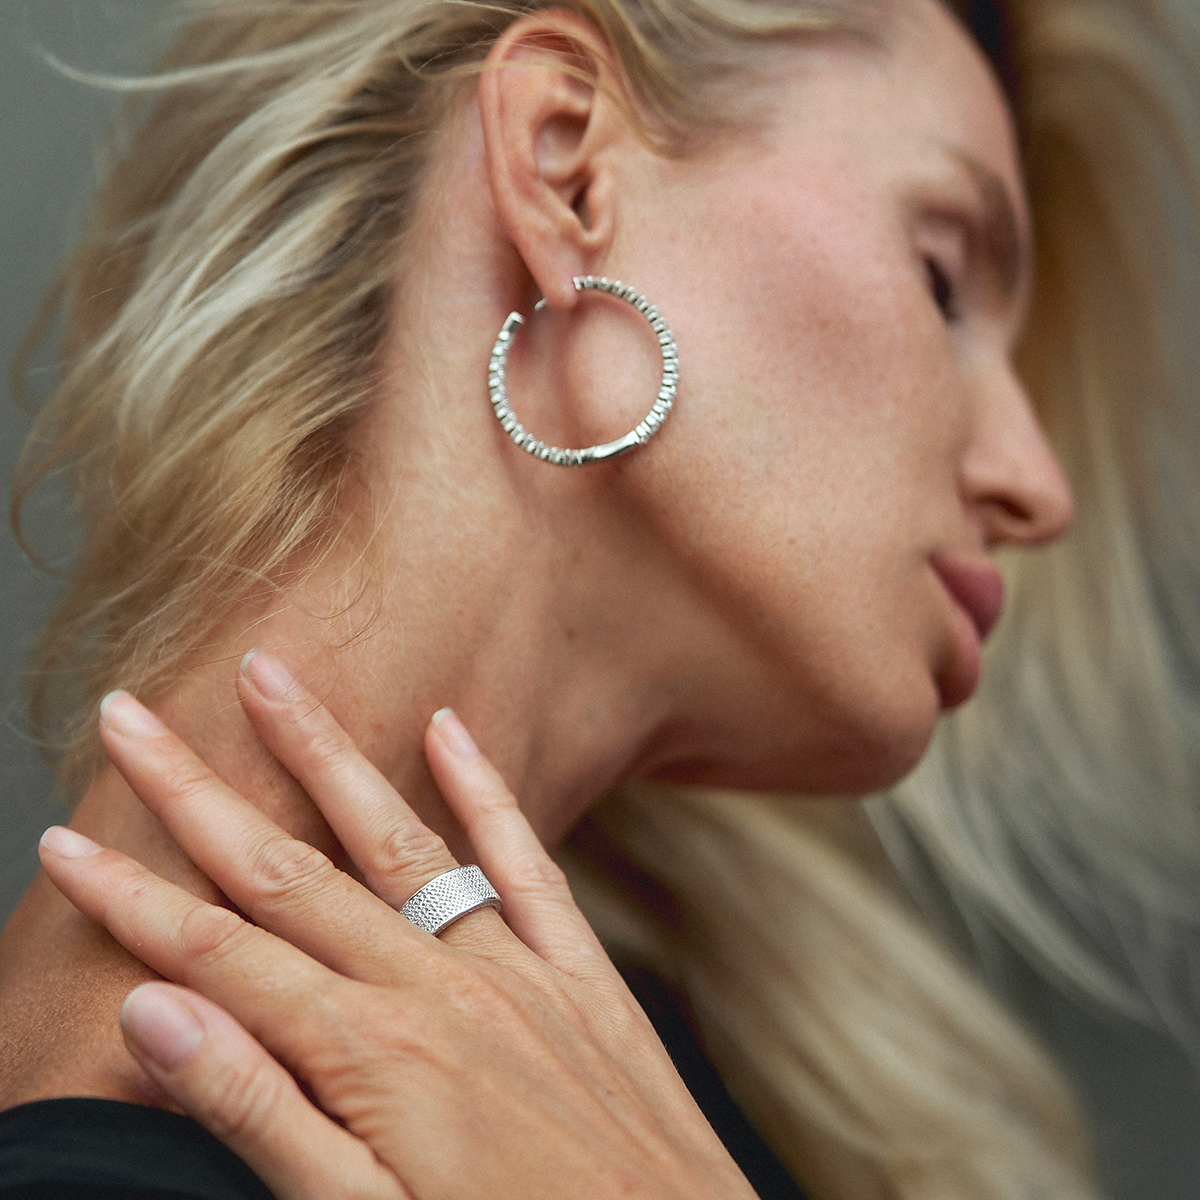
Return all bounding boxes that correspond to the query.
[487,276,678,467]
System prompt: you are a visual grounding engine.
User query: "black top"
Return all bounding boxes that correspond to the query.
[0,972,807,1199]
[0,1098,273,1199]
[621,967,809,1200]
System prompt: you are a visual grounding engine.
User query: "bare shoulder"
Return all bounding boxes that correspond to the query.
[0,872,163,1112]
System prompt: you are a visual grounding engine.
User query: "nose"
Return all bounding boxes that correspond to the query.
[959,365,1074,547]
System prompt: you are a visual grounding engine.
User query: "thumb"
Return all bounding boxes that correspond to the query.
[120,983,406,1200]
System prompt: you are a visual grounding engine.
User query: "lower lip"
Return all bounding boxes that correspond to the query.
[935,600,983,708]
[930,558,1005,708]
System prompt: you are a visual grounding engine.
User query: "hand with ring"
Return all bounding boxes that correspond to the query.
[37,651,757,1200]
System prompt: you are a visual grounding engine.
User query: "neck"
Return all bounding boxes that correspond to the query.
[75,422,693,871]
[0,449,686,1109]
[0,122,743,1105]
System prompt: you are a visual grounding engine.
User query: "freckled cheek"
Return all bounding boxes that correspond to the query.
[687,215,952,491]
[659,180,967,609]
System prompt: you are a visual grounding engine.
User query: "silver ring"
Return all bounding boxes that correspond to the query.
[401,865,502,936]
[488,275,679,466]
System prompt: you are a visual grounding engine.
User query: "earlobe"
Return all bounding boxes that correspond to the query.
[478,11,625,308]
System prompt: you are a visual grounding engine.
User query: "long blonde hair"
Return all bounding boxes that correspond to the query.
[874,0,1200,1054]
[14,0,851,792]
[12,0,1200,1196]
[574,2,1200,1197]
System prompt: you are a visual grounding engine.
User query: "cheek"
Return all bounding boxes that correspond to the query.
[634,171,969,775]
[676,172,967,557]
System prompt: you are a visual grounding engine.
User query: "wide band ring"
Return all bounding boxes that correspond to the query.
[400,865,502,936]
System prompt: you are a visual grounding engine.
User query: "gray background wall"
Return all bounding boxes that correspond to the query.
[1,2,1196,1196]
[2,0,170,914]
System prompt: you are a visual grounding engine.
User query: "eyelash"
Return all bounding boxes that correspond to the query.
[924,255,958,322]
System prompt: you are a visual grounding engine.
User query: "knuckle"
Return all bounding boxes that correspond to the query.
[372,822,453,887]
[175,903,252,965]
[157,757,219,805]
[292,721,358,775]
[246,833,335,907]
[515,851,570,894]
[201,1057,287,1146]
[442,963,547,1035]
[499,850,573,908]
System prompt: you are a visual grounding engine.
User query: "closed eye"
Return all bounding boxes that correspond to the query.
[924,255,958,322]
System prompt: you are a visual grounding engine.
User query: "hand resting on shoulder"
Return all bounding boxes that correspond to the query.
[38,650,758,1200]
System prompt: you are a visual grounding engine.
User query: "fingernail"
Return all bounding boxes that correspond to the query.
[100,690,167,738]
[40,825,103,859]
[241,649,300,702]
[431,707,481,760]
[121,984,204,1072]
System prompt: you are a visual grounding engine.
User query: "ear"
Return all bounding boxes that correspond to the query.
[478,11,628,309]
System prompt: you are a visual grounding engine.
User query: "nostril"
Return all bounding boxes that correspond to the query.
[963,379,1075,549]
[975,474,1073,549]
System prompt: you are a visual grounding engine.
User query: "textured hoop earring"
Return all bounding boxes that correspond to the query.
[487,276,678,466]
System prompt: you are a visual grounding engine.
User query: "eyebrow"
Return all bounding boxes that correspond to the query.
[947,148,1028,299]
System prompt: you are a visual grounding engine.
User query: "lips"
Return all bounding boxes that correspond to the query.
[930,554,1005,641]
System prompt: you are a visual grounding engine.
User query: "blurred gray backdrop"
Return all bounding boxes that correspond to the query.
[1,3,1196,1197]
[1,0,168,916]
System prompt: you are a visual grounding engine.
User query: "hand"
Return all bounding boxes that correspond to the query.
[38,652,756,1200]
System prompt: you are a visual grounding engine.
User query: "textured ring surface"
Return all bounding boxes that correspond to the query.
[488,275,679,466]
[401,865,502,936]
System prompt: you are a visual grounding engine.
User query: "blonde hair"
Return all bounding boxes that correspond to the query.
[14,0,849,793]
[871,0,1200,1054]
[573,2,1200,1197]
[12,0,1200,1196]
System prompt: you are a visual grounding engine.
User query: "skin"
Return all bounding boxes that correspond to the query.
[0,0,1071,1181]
[37,677,768,1200]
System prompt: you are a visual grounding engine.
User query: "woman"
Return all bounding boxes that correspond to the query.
[2,0,1198,1195]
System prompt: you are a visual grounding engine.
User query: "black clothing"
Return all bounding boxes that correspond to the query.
[0,1098,273,1199]
[0,972,807,1199]
[621,966,810,1200]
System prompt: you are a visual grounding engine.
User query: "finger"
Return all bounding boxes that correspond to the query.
[120,983,407,1200]
[38,824,367,1057]
[424,709,619,982]
[236,650,506,949]
[96,691,423,981]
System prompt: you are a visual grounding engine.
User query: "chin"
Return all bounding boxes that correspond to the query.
[781,671,944,796]
[833,721,936,793]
